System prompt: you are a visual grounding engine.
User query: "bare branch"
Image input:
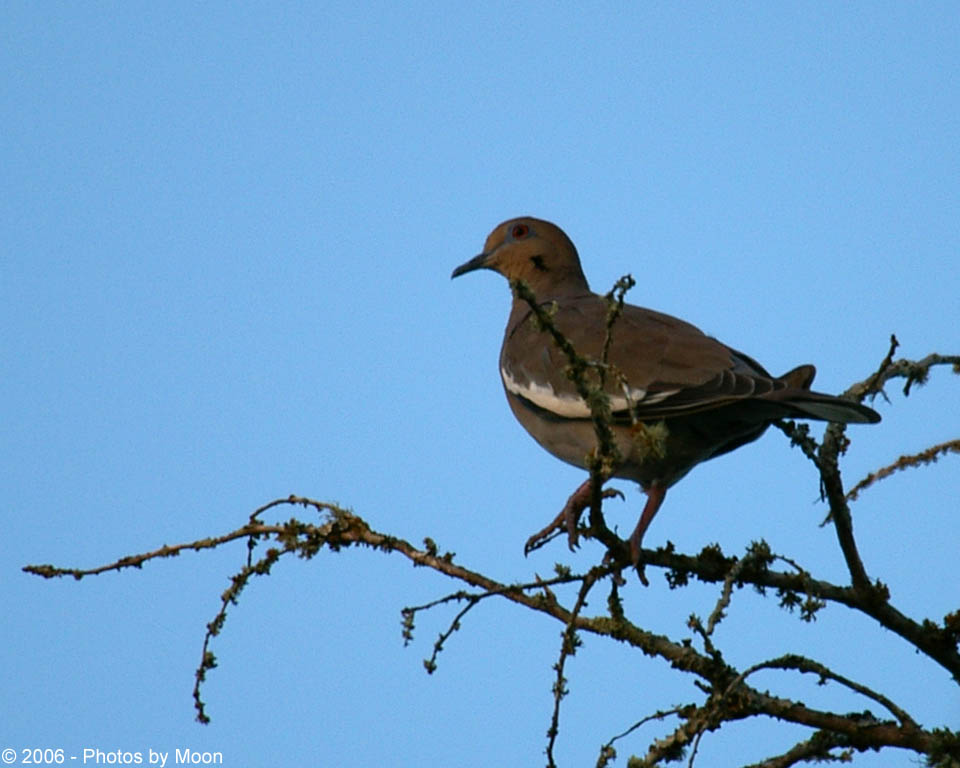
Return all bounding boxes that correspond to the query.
[20,340,960,765]
[547,567,606,767]
[23,521,275,580]
[726,653,916,727]
[511,276,647,570]
[511,278,623,475]
[847,438,960,502]
[849,346,960,401]
[740,731,854,768]
[597,706,689,768]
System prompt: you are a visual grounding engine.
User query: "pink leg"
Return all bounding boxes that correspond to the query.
[524,477,622,555]
[628,482,667,568]
[524,478,590,555]
[560,477,594,547]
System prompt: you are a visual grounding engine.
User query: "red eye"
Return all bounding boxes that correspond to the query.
[511,223,529,239]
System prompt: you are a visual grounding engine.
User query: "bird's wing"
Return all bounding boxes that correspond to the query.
[500,295,792,421]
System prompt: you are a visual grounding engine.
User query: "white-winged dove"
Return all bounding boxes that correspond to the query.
[452,216,880,569]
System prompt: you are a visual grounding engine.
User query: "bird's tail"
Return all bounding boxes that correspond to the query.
[784,394,880,424]
[777,364,880,423]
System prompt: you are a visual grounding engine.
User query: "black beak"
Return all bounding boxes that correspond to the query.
[451,252,490,279]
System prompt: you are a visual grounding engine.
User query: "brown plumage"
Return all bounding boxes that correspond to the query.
[452,216,880,569]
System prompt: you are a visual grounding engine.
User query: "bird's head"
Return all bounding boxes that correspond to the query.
[451,217,590,297]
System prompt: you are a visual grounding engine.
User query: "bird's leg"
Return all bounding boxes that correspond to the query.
[523,478,591,555]
[523,478,622,555]
[560,477,594,549]
[628,482,667,570]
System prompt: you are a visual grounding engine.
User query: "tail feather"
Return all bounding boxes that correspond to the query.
[775,363,879,423]
[786,393,880,424]
[779,364,816,390]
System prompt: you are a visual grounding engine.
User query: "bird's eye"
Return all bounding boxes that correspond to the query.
[511,223,529,239]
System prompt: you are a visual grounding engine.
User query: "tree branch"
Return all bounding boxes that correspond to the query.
[846,438,960,502]
[21,338,960,765]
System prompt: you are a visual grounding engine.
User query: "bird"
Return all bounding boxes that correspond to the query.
[451,216,880,573]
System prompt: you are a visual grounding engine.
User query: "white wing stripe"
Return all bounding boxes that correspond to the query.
[501,367,672,417]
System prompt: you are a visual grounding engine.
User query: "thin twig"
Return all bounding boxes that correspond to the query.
[22,495,960,759]
[511,277,638,565]
[846,438,960,502]
[547,567,605,767]
[740,731,854,768]
[848,348,960,400]
[597,706,688,767]
[725,653,917,727]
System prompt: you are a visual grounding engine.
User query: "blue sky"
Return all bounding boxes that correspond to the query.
[2,3,958,766]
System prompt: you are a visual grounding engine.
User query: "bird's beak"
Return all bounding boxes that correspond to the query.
[451,251,490,279]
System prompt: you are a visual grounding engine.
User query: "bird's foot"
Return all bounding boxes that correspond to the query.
[523,510,568,555]
[523,479,623,556]
[600,551,628,587]
[628,528,649,586]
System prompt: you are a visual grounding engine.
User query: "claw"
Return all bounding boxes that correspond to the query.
[628,532,650,586]
[524,478,624,556]
[524,510,566,556]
